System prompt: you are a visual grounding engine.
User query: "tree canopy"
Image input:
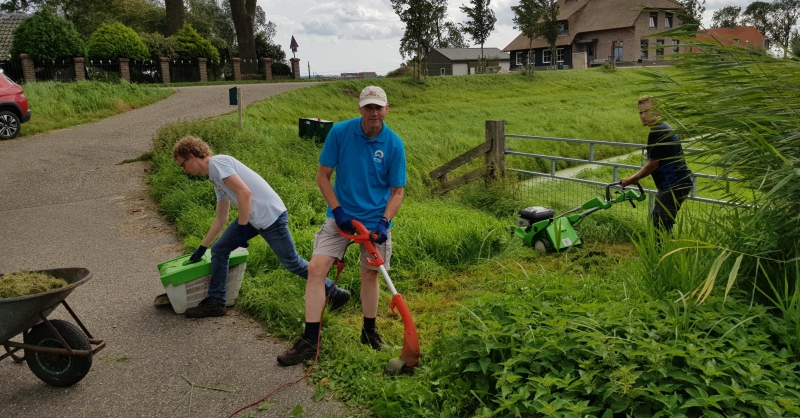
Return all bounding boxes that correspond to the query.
[460,0,497,70]
[711,5,741,28]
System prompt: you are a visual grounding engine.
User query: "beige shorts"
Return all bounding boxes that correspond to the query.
[312,218,392,271]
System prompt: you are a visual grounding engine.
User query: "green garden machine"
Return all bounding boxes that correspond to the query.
[510,181,646,252]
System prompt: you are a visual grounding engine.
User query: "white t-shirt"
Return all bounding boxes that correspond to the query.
[208,155,287,230]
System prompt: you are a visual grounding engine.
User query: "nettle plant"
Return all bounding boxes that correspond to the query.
[376,282,800,417]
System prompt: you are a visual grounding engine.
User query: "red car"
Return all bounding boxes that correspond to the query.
[0,71,30,140]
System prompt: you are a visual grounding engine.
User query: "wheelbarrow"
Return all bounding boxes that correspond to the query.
[0,267,105,387]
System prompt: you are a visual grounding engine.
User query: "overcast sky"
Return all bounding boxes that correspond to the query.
[259,0,759,76]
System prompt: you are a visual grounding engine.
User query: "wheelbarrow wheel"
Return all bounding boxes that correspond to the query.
[24,319,92,387]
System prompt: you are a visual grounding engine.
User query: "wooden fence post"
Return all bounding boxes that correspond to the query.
[485,120,506,181]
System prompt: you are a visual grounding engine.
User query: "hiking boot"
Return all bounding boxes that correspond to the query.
[185,298,226,318]
[360,328,388,351]
[277,338,318,366]
[328,288,351,312]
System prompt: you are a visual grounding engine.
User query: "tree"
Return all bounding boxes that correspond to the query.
[392,0,444,80]
[165,0,185,36]
[229,0,257,62]
[677,0,705,26]
[87,22,150,61]
[711,5,741,28]
[512,0,544,72]
[790,28,800,56]
[185,0,236,46]
[743,1,772,36]
[10,8,85,61]
[537,0,560,69]
[440,22,468,48]
[459,0,496,73]
[769,0,800,58]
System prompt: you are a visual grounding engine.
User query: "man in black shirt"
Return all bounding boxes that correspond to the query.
[621,96,693,233]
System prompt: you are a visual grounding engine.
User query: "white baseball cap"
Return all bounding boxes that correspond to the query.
[359,86,388,107]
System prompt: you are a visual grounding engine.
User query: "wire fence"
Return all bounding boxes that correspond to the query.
[130,60,161,84]
[85,59,120,83]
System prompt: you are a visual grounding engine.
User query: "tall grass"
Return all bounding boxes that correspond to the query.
[20,81,173,137]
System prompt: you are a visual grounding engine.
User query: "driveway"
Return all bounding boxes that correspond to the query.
[0,83,344,418]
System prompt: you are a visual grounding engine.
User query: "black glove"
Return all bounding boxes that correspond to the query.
[370,219,389,244]
[332,206,355,234]
[189,245,207,263]
[235,223,250,248]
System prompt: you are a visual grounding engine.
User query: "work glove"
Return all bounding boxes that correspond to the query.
[235,223,250,248]
[332,206,355,234]
[370,219,390,244]
[189,245,207,263]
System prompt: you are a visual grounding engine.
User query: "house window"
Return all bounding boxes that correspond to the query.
[516,51,525,65]
[542,49,551,64]
[665,13,673,28]
[650,12,658,28]
[559,21,569,35]
[672,39,680,53]
[641,39,649,59]
[734,39,740,44]
[656,39,664,57]
[440,68,446,75]
[587,44,595,58]
[556,48,565,62]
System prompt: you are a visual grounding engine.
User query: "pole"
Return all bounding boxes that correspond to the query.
[237,87,242,128]
[308,62,311,79]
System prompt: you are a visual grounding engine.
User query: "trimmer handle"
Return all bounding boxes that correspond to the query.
[337,220,384,267]
[606,181,645,208]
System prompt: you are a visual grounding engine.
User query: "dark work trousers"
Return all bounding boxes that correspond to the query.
[652,184,692,233]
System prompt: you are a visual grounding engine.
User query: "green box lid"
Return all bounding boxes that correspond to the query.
[158,249,248,287]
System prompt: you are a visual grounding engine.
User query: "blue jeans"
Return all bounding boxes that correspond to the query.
[208,211,337,302]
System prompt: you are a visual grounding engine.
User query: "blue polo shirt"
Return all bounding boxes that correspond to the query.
[320,117,406,229]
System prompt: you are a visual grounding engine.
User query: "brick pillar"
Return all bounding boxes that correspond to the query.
[118,58,130,82]
[74,57,86,81]
[19,54,35,83]
[232,57,241,81]
[198,58,208,82]
[262,58,272,80]
[290,58,300,79]
[159,57,170,83]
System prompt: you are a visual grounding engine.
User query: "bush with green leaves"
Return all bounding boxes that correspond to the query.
[139,32,179,61]
[374,279,800,417]
[88,23,149,62]
[10,9,85,61]
[173,23,220,61]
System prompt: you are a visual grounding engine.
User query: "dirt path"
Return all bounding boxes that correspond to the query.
[0,83,344,418]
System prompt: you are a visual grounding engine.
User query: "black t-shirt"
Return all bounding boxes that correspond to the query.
[646,122,693,190]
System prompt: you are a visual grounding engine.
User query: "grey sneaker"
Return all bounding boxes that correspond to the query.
[277,338,318,366]
[328,288,351,312]
[360,328,387,351]
[185,298,226,318]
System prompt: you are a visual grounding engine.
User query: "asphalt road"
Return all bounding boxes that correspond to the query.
[0,82,344,418]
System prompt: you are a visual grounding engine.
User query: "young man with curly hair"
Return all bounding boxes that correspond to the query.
[172,136,350,318]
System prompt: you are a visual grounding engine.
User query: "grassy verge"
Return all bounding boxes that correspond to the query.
[147,69,800,416]
[20,81,173,137]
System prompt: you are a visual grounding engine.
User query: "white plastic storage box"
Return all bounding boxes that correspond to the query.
[157,248,249,314]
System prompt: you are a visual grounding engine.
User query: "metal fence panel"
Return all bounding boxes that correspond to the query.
[207,59,233,82]
[85,59,120,82]
[0,58,24,83]
[35,58,76,82]
[129,60,161,84]
[169,60,200,83]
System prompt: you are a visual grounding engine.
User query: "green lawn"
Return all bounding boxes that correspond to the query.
[20,81,173,137]
[147,69,800,417]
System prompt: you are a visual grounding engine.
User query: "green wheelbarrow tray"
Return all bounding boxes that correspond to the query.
[0,267,105,387]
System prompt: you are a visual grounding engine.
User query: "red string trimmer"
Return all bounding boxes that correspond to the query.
[338,220,420,376]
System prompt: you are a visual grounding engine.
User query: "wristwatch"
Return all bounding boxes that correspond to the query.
[382,216,392,224]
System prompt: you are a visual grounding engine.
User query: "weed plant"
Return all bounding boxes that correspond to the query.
[21,81,173,137]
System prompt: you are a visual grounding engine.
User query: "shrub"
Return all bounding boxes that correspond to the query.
[139,32,180,61]
[271,61,291,76]
[88,23,149,62]
[10,9,85,61]
[174,24,220,61]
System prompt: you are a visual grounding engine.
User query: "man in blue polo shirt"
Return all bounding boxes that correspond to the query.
[278,86,407,366]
